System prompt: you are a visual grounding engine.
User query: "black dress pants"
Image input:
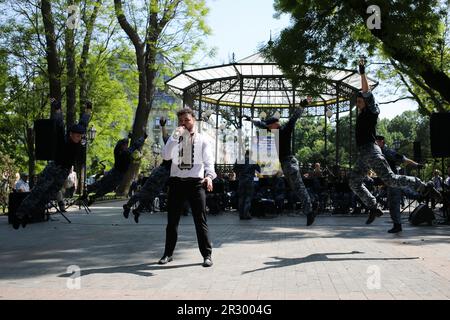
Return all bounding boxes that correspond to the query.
[164,177,212,258]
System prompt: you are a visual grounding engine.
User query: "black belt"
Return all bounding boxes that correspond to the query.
[171,177,202,182]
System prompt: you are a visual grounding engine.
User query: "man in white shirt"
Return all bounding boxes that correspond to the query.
[159,108,216,267]
[15,173,30,192]
[65,167,78,197]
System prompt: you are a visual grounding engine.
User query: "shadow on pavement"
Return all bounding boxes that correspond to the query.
[242,251,420,275]
[58,262,201,278]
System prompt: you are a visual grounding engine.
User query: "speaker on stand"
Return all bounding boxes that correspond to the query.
[430,113,450,158]
[34,119,64,161]
[409,204,435,226]
[32,119,73,223]
[430,113,450,176]
[8,192,46,225]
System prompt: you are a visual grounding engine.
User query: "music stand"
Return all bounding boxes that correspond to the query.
[46,198,72,223]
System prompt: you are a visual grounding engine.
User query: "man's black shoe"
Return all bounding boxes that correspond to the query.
[366,208,383,224]
[240,216,252,220]
[158,256,173,265]
[203,256,213,267]
[123,204,131,219]
[306,212,316,226]
[388,223,402,233]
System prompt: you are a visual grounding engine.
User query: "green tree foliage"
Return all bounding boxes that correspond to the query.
[267,0,450,112]
[0,154,17,213]
[86,49,136,174]
[0,0,188,188]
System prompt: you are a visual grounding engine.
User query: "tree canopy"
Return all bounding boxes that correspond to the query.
[0,0,211,191]
[267,0,450,113]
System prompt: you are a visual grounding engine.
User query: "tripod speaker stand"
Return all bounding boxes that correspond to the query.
[65,189,92,214]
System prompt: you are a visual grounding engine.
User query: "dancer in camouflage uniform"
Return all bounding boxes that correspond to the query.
[349,59,441,225]
[123,117,171,223]
[123,161,171,223]
[12,99,92,229]
[87,135,146,205]
[250,98,316,226]
[375,136,422,233]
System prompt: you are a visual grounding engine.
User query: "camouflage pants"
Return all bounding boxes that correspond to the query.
[349,143,424,210]
[16,162,69,219]
[238,179,254,218]
[387,187,402,224]
[88,168,124,198]
[126,164,170,208]
[281,156,312,215]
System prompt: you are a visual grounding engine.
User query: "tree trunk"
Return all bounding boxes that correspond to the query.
[41,0,62,116]
[113,0,181,195]
[115,35,159,196]
[114,0,148,195]
[26,127,36,189]
[114,52,147,195]
[77,0,102,194]
[350,1,450,105]
[65,0,77,127]
[79,0,102,111]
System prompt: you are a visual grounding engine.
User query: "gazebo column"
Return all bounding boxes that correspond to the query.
[198,83,203,131]
[238,77,244,161]
[215,103,219,164]
[291,89,296,154]
[335,85,340,168]
[324,104,328,165]
[251,104,255,136]
[239,78,243,128]
[349,96,354,169]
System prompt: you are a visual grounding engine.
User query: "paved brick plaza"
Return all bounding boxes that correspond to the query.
[1,201,449,300]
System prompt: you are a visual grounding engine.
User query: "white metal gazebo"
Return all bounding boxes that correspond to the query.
[166,52,379,167]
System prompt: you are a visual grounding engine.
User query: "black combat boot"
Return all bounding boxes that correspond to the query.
[366,208,383,224]
[123,204,131,219]
[388,223,402,233]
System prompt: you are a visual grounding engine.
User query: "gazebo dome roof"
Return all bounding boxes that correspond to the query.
[166,52,378,108]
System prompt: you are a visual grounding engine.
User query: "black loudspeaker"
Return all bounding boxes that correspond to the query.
[34,119,62,160]
[413,141,422,162]
[409,204,435,226]
[8,192,46,225]
[250,199,276,217]
[430,113,450,158]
